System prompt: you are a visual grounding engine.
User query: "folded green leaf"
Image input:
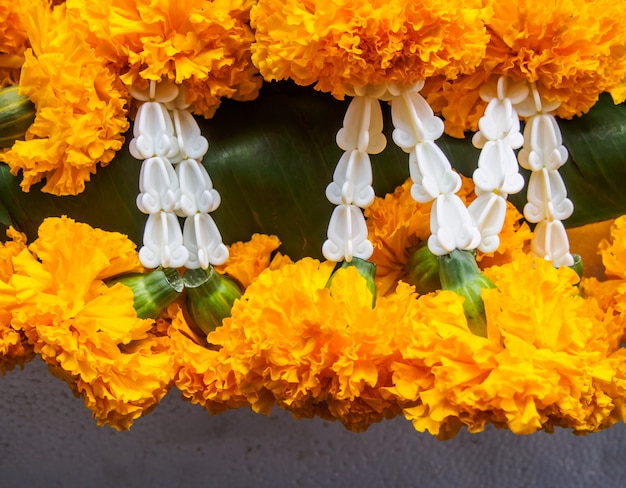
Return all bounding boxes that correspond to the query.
[1,83,624,258]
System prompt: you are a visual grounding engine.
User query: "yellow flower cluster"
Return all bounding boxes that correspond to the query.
[0,1,129,195]
[166,179,626,436]
[365,176,532,296]
[66,0,262,118]
[4,217,172,430]
[2,192,626,436]
[0,1,28,87]
[169,246,626,436]
[424,0,626,136]
[251,0,491,99]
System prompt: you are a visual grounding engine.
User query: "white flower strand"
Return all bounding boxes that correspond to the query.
[517,84,574,267]
[468,76,527,253]
[322,89,386,262]
[130,80,228,270]
[387,82,480,255]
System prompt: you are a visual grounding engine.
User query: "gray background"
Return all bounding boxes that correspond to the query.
[1,358,625,488]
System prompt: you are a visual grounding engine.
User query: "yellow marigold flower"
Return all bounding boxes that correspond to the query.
[0,1,29,87]
[583,216,626,346]
[172,259,426,432]
[395,254,625,438]
[8,217,171,430]
[215,234,286,289]
[424,0,626,136]
[210,260,404,431]
[0,227,34,374]
[170,234,290,414]
[609,80,626,105]
[365,177,531,296]
[598,216,626,281]
[168,302,253,415]
[251,0,491,99]
[0,1,129,195]
[566,219,615,280]
[66,0,262,118]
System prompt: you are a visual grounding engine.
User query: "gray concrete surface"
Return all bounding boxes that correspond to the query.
[1,357,625,488]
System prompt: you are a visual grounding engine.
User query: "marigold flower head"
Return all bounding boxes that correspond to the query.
[0,1,129,195]
[424,0,626,136]
[8,217,171,430]
[66,0,262,118]
[582,216,626,347]
[251,0,491,99]
[0,1,29,87]
[598,216,626,281]
[214,233,287,289]
[170,234,289,414]
[0,227,34,374]
[168,302,253,415]
[172,258,431,431]
[394,254,626,438]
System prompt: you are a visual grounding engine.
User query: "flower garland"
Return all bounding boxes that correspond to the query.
[1,0,626,439]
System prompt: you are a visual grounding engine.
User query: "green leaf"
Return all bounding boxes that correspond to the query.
[556,93,626,227]
[0,82,625,259]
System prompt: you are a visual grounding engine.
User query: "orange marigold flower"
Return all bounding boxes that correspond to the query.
[66,0,262,118]
[170,234,290,414]
[0,1,29,87]
[168,302,253,415]
[582,215,626,347]
[0,1,129,196]
[172,259,426,432]
[393,254,626,438]
[215,233,287,289]
[251,0,491,99]
[424,0,626,136]
[9,217,171,430]
[0,227,34,374]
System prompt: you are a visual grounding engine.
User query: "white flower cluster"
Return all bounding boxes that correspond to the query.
[129,80,228,270]
[385,77,574,267]
[468,77,527,253]
[517,84,574,267]
[388,82,481,256]
[322,86,387,262]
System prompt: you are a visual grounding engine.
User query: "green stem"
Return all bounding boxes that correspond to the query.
[326,257,377,307]
[108,267,184,319]
[183,267,242,335]
[439,249,495,338]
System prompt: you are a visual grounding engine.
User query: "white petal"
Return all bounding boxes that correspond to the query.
[129,102,178,159]
[139,212,188,268]
[325,150,374,207]
[429,194,481,255]
[183,214,229,269]
[531,220,574,267]
[390,90,444,150]
[171,109,209,161]
[409,142,461,203]
[176,159,221,216]
[137,157,180,213]
[322,204,373,262]
[468,193,507,253]
[336,96,386,154]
